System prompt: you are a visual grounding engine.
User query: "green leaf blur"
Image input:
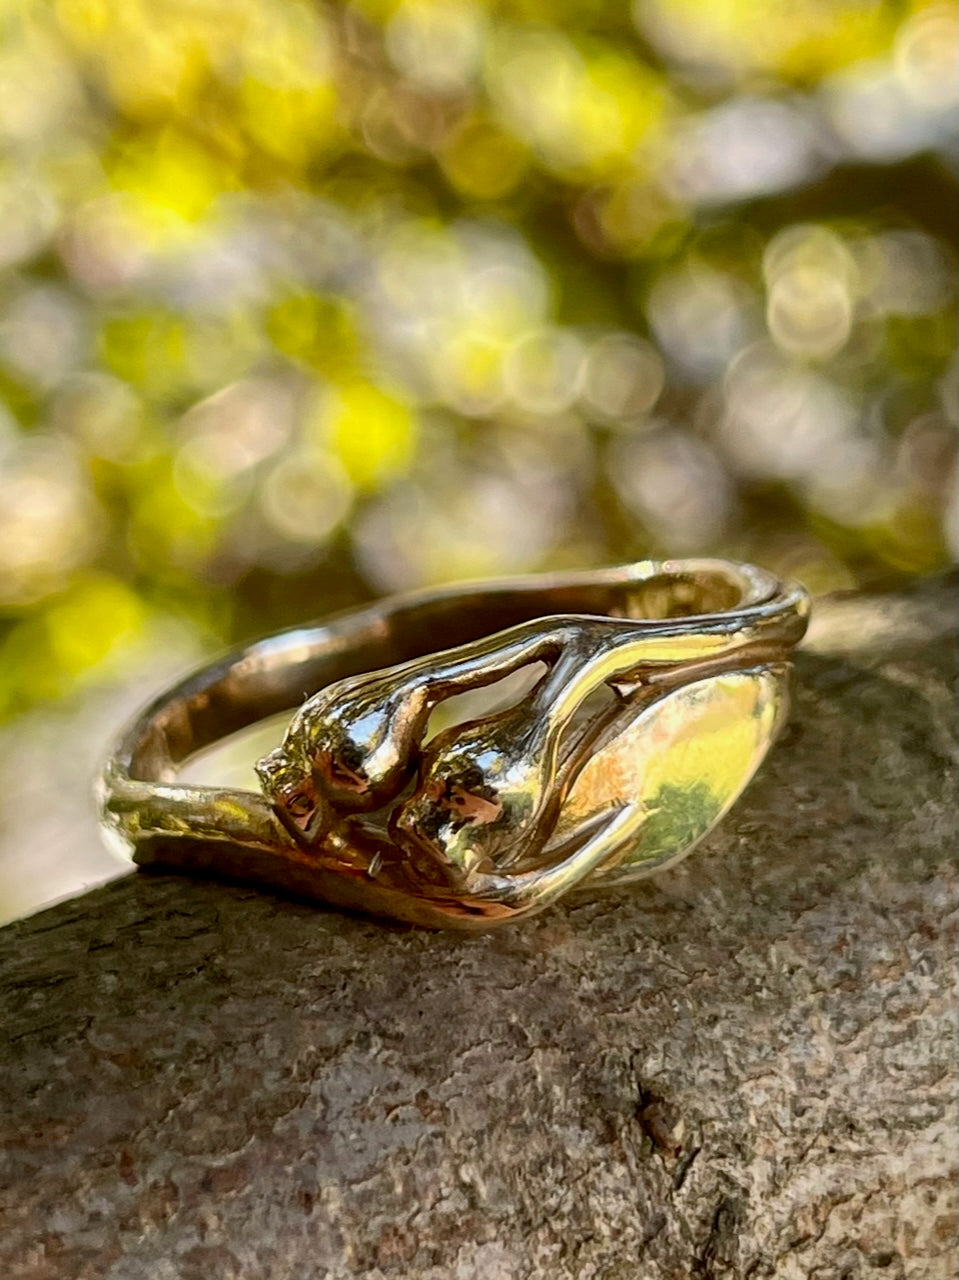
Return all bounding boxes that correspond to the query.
[0,0,956,718]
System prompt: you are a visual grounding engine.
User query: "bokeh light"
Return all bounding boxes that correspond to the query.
[0,0,956,918]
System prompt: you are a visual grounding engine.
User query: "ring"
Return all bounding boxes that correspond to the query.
[100,559,810,929]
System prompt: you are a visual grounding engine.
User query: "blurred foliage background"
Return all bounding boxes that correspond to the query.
[0,0,956,917]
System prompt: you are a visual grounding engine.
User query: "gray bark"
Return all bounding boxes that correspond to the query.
[1,577,957,1280]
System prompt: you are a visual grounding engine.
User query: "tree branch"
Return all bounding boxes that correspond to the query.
[1,577,956,1279]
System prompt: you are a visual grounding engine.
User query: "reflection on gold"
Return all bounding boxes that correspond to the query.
[553,668,786,883]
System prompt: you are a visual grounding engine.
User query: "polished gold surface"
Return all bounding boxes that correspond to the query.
[100,560,809,928]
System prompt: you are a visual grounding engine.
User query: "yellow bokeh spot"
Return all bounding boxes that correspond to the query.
[577,49,668,175]
[55,0,111,39]
[241,80,337,166]
[348,0,405,20]
[644,0,897,80]
[426,330,507,415]
[110,131,235,227]
[487,29,669,180]
[440,118,529,200]
[327,382,416,492]
[44,573,145,678]
[99,311,187,398]
[266,294,358,374]
[129,465,219,569]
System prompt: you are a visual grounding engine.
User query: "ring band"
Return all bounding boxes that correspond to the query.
[100,559,810,929]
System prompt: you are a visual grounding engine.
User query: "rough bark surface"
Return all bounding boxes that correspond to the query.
[1,578,957,1280]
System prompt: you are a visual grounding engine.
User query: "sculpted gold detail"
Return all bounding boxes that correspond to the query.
[100,560,809,928]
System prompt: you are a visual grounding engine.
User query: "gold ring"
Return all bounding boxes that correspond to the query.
[100,559,809,929]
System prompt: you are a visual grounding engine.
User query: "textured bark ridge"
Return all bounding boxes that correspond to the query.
[1,577,956,1280]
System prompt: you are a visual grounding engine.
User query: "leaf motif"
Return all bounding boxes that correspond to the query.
[545,665,790,886]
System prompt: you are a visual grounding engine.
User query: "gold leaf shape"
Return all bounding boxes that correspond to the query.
[547,665,789,886]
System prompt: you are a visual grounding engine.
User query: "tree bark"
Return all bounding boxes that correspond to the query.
[1,577,957,1280]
